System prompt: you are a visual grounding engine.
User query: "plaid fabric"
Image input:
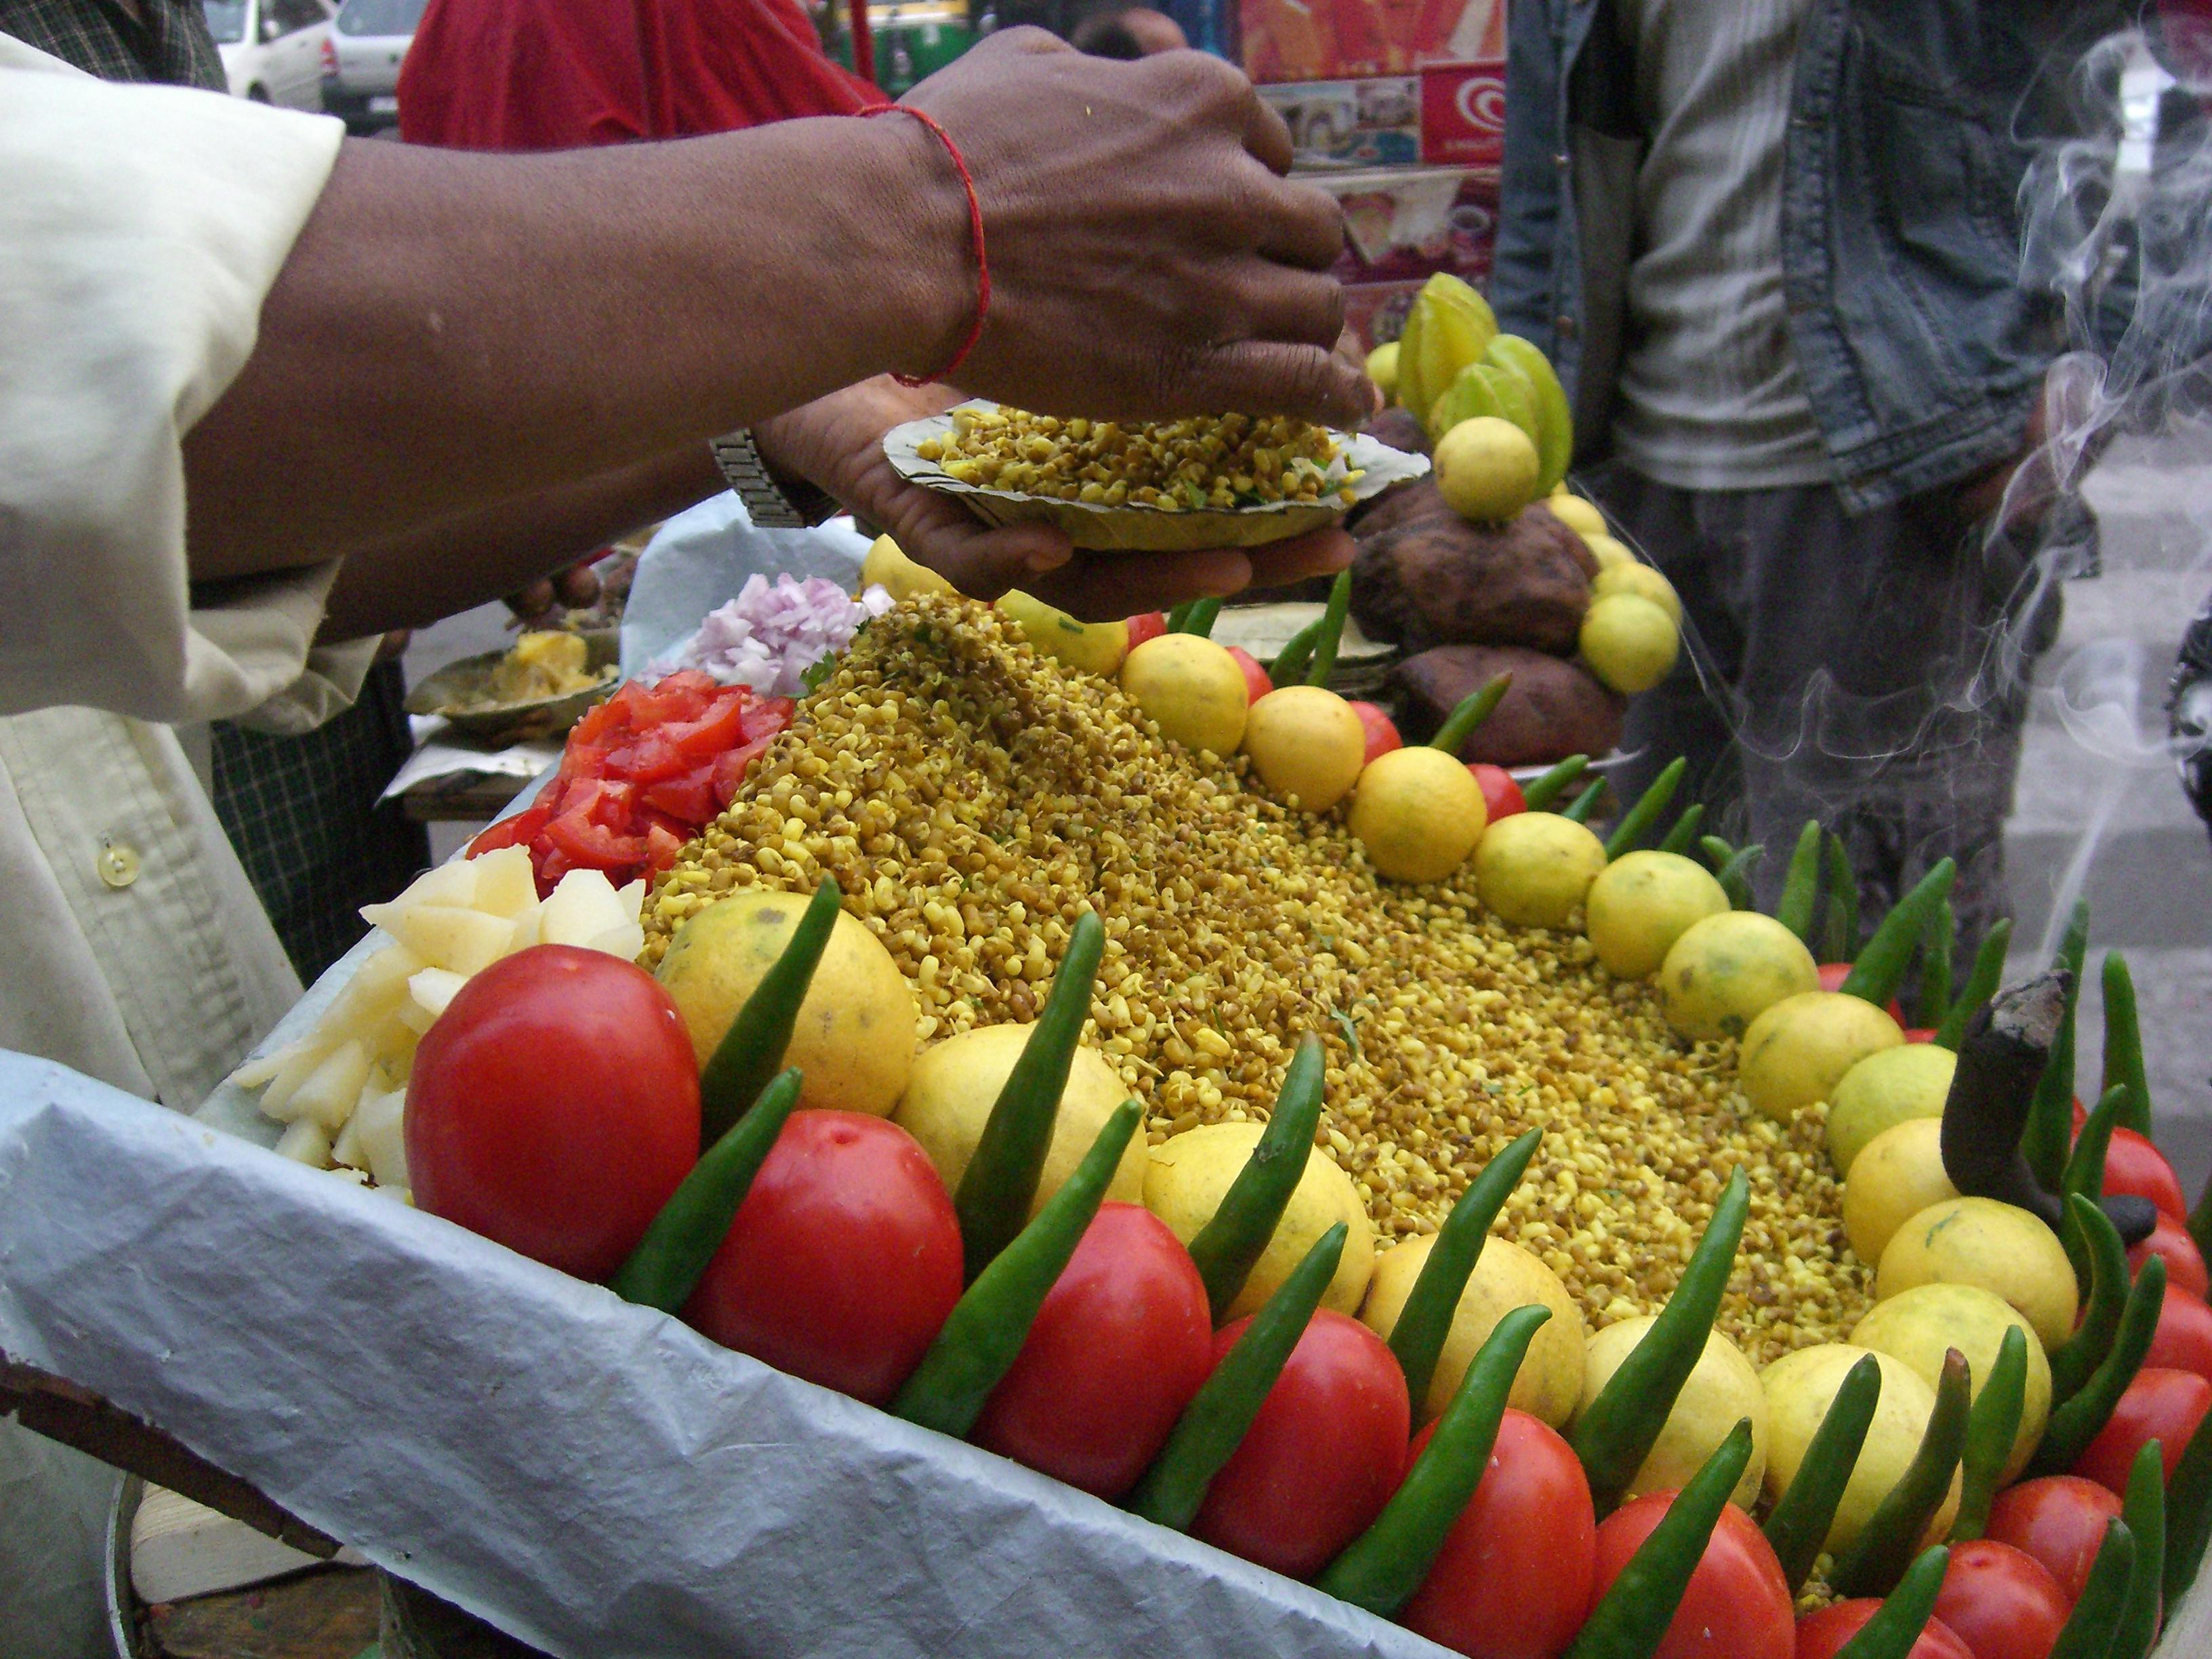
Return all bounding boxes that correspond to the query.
[209,661,432,985]
[0,0,226,87]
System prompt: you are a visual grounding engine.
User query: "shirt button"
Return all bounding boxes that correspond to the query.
[1556,314,1580,338]
[97,840,141,889]
[1553,152,1570,169]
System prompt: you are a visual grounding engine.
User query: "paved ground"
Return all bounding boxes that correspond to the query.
[403,430,2212,1193]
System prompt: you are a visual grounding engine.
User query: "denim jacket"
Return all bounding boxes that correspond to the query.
[1491,0,2127,512]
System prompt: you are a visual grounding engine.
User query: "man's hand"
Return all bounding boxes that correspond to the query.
[899,33,1373,430]
[757,377,1355,621]
[507,561,602,628]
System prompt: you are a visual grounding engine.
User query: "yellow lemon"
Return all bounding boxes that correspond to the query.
[1827,1046,1959,1179]
[1580,593,1681,693]
[1584,851,1732,980]
[1843,1118,1961,1266]
[894,1024,1147,1216]
[1658,911,1821,1042]
[1144,1122,1374,1319]
[1581,533,1636,571]
[1762,1345,1956,1555]
[1363,1233,1589,1428]
[1738,991,1905,1124]
[1852,1283,2052,1481]
[1877,1197,2078,1354]
[1593,560,1683,626]
[998,590,1129,677]
[1366,341,1401,403]
[1348,747,1489,883]
[657,889,917,1117]
[1120,634,1250,756]
[860,533,956,602]
[1576,1317,1769,1508]
[1434,416,1541,524]
[1472,811,1610,930]
[1242,685,1368,812]
[1547,491,1609,542]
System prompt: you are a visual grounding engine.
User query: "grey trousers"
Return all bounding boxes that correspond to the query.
[1588,466,2060,974]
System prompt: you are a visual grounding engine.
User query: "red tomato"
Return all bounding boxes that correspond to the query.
[973,1204,1212,1498]
[1399,1410,1596,1659]
[2132,1211,2211,1300]
[683,1111,962,1406]
[1470,763,1525,822]
[406,945,700,1281]
[1930,1540,2070,1659]
[1348,700,1402,766]
[1192,1310,1411,1578]
[1816,962,1904,1023]
[1125,611,1168,649]
[2102,1127,2188,1221]
[1591,1491,1793,1659]
[2072,1366,2212,1492]
[1986,1476,2125,1602]
[1224,646,1274,705]
[2149,1284,2212,1382]
[1796,1601,1974,1659]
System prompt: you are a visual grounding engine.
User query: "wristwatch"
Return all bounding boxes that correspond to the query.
[710,428,835,529]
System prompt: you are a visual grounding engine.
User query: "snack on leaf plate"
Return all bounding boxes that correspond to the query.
[886,402,1429,552]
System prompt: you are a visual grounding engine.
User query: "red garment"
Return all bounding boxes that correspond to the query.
[398,0,874,149]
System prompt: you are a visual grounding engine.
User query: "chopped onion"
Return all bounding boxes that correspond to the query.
[657,575,895,697]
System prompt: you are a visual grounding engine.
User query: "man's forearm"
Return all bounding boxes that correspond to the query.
[184,116,964,581]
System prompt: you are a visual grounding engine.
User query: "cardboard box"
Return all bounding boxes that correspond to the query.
[1258,77,1421,169]
[1239,0,1505,83]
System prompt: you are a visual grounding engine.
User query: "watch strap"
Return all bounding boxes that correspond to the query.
[710,428,834,529]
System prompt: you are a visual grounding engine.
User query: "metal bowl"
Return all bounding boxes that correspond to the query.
[403,632,621,747]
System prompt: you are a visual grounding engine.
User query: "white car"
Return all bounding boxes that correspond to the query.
[207,0,337,109]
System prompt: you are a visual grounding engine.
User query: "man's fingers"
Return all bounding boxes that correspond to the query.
[1241,525,1357,590]
[554,562,602,607]
[1250,177,1345,271]
[1234,70,1297,176]
[1223,264,1347,352]
[902,516,1073,602]
[507,577,556,620]
[1179,339,1376,431]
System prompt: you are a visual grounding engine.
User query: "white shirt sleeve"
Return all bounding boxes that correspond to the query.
[0,37,350,725]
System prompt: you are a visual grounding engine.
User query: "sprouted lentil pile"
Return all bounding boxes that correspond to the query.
[914,407,1361,511]
[644,597,1871,1363]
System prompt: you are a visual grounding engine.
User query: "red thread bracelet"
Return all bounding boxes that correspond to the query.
[861,104,989,388]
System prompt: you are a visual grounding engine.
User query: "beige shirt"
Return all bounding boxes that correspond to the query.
[0,37,358,1109]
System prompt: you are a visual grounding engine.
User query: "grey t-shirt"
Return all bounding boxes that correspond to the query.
[1610,0,1832,489]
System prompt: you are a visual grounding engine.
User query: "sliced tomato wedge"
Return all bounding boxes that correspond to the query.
[542,808,647,869]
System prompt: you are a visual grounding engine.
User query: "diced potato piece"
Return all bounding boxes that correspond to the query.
[288,1040,371,1134]
[331,1112,367,1170]
[581,921,646,962]
[615,878,647,920]
[274,1119,332,1167]
[232,1038,311,1091]
[374,1023,419,1080]
[316,942,424,1042]
[373,1185,415,1206]
[259,1038,339,1120]
[326,1166,370,1187]
[408,967,470,1021]
[383,859,480,915]
[355,1086,409,1189]
[368,904,515,976]
[539,869,628,947]
[470,846,540,919]
[508,905,544,954]
[396,999,436,1037]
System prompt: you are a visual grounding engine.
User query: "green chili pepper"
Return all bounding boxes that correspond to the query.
[1185,1032,1327,1323]
[1914,899,1954,1030]
[2101,954,2153,1137]
[2059,1085,2131,1292]
[1832,1347,1972,1597]
[2110,1438,2165,1659]
[1429,674,1513,756]
[1182,597,1225,640]
[1318,1303,1553,1614]
[1951,1324,2028,1541]
[2024,899,2091,1191]
[1268,616,1324,685]
[1765,1352,1885,1595]
[894,1099,1139,1438]
[1700,833,1736,873]
[1832,1547,1952,1659]
[953,907,1105,1281]
[609,1068,803,1311]
[2050,1194,2131,1406]
[1165,600,1197,634]
[1565,1420,1756,1659]
[1775,821,1824,945]
[1838,860,1956,1010]
[1387,1128,1544,1408]
[1521,754,1589,812]
[1572,1167,1749,1514]
[1604,758,1687,860]
[2191,1164,2212,1269]
[1822,836,1860,964]
[1305,570,1353,686]
[1563,779,1607,823]
[2031,1252,2168,1475]
[1934,919,2012,1051]
[695,878,842,1148]
[1657,802,1706,857]
[2047,1519,2135,1659]
[1126,1222,1347,1530]
[2163,1395,2212,1606]
[1715,846,1764,911]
